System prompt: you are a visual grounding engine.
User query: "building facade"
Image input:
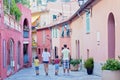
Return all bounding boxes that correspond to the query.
[0,1,32,79]
[70,0,120,76]
[37,0,120,76]
[37,27,51,62]
[36,0,78,61]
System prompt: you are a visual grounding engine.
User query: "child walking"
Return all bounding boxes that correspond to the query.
[34,56,40,75]
[54,55,60,75]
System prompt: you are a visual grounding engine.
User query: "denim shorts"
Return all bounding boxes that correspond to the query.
[55,64,59,70]
[43,61,49,64]
[35,67,39,70]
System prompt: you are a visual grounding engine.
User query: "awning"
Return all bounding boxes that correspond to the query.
[32,15,40,24]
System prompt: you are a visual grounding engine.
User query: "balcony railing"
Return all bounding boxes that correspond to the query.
[32,40,37,48]
[4,13,21,32]
[23,30,29,38]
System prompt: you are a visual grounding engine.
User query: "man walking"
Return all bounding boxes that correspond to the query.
[61,44,70,75]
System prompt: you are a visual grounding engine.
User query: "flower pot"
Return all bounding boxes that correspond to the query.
[102,70,120,80]
[70,64,79,71]
[87,68,93,75]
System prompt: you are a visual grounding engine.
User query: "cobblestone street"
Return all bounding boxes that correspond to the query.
[5,64,101,80]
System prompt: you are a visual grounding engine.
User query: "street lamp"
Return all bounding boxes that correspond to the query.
[78,0,91,14]
[78,0,84,7]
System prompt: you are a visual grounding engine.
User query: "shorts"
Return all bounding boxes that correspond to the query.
[35,67,39,70]
[63,60,69,69]
[55,64,59,70]
[43,61,49,64]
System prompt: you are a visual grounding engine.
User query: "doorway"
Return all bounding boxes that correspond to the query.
[108,13,115,59]
[23,44,29,64]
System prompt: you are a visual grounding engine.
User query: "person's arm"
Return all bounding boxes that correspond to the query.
[61,50,63,60]
[49,52,51,63]
[42,52,43,62]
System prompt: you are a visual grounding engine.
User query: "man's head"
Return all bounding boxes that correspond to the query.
[44,48,47,52]
[64,44,67,48]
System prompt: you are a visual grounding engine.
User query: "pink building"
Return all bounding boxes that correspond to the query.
[37,18,71,61]
[70,0,120,76]
[0,1,32,79]
[37,27,51,62]
[37,0,120,76]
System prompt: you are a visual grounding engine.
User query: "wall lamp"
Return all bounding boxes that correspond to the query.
[78,0,92,15]
[78,0,84,6]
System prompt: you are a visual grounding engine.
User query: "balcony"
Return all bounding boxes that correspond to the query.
[23,30,29,38]
[32,40,37,48]
[4,13,21,32]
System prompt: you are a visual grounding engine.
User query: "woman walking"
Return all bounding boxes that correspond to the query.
[42,48,51,76]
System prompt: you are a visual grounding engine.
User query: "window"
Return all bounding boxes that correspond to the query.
[86,12,90,33]
[61,23,70,37]
[62,0,70,2]
[61,26,64,37]
[37,0,42,6]
[65,24,70,37]
[53,15,57,21]
[3,39,6,68]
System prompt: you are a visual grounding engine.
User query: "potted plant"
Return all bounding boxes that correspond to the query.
[102,59,120,80]
[70,59,81,71]
[84,58,94,75]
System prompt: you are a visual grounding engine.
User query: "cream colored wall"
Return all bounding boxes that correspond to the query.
[40,12,50,27]
[70,17,84,59]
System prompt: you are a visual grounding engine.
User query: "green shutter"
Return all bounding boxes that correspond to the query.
[86,12,90,33]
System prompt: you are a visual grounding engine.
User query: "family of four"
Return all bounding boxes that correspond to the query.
[34,44,70,76]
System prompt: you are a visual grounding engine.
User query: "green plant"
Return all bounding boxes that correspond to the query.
[84,58,94,69]
[102,59,120,71]
[4,0,22,21]
[70,59,81,67]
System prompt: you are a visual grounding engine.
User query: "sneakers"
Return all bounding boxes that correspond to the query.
[36,73,39,75]
[46,73,48,76]
[55,72,58,75]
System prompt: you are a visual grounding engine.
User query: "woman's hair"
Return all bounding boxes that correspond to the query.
[44,48,47,52]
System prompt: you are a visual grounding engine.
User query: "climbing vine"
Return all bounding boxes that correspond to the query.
[4,0,22,21]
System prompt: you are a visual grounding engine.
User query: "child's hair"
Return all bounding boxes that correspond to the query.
[35,56,38,59]
[55,55,59,58]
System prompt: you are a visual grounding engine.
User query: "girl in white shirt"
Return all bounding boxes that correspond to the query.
[42,48,50,76]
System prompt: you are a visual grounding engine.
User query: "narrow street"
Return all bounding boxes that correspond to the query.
[5,64,101,80]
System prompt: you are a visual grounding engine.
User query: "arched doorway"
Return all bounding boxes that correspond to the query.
[17,41,21,69]
[7,39,14,75]
[23,18,29,38]
[108,13,115,59]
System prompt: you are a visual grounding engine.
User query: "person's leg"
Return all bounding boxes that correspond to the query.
[55,64,57,75]
[67,60,70,74]
[35,67,39,75]
[44,63,46,73]
[63,60,66,74]
[55,64,59,75]
[45,63,49,75]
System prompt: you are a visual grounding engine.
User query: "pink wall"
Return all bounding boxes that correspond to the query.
[0,2,32,79]
[70,0,120,62]
[37,28,51,62]
[17,3,32,66]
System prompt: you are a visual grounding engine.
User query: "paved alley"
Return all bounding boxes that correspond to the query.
[5,64,101,80]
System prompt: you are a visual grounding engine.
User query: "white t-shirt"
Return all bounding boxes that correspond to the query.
[42,52,50,61]
[62,48,70,60]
